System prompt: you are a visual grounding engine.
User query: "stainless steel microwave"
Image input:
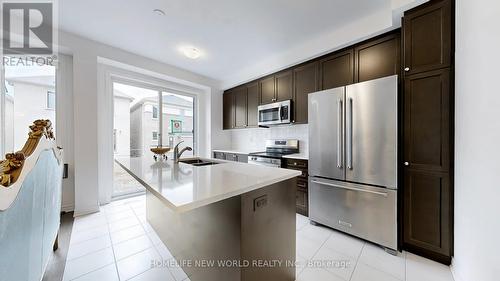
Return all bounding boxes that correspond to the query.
[258,100,292,126]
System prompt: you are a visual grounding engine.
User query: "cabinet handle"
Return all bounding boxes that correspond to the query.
[404,162,409,166]
[404,67,410,72]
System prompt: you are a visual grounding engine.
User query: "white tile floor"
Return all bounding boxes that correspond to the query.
[63,195,455,281]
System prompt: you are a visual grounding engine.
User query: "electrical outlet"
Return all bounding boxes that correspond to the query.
[254,195,268,211]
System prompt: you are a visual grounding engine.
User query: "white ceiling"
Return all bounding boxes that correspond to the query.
[60,0,408,89]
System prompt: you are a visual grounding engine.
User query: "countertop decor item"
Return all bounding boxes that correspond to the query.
[150,146,170,161]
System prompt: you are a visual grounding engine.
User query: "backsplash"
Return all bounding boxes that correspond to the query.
[230,124,308,153]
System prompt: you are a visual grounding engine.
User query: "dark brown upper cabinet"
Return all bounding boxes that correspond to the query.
[246,82,259,127]
[275,70,293,102]
[319,49,354,90]
[223,29,403,129]
[403,0,452,75]
[355,32,400,83]
[234,86,248,128]
[222,91,234,130]
[404,69,450,173]
[259,76,275,104]
[293,61,319,124]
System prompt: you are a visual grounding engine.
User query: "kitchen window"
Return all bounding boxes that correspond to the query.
[112,81,196,198]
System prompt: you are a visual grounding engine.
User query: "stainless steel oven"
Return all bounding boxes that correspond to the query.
[258,100,292,126]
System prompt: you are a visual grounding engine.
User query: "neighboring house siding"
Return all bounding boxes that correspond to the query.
[128,98,194,157]
[130,105,143,157]
[4,81,55,152]
[113,96,131,156]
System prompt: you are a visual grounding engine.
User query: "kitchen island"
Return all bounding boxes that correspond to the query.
[115,156,301,281]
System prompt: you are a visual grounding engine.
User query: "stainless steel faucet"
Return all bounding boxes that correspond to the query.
[173,141,193,163]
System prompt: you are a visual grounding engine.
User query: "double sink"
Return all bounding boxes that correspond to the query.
[178,158,221,167]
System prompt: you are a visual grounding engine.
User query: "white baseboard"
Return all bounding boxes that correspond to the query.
[450,258,465,281]
[61,204,74,213]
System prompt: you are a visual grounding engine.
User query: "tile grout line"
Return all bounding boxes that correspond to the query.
[355,245,406,281]
[348,242,366,281]
[298,223,333,279]
[105,205,125,281]
[132,198,179,281]
[67,262,116,281]
[120,200,178,281]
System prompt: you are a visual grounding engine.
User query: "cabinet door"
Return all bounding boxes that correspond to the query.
[259,76,275,104]
[275,70,293,102]
[234,87,248,128]
[355,33,400,83]
[213,152,226,160]
[404,69,450,173]
[222,91,234,130]
[227,153,239,162]
[403,0,452,75]
[246,82,259,127]
[404,170,451,260]
[293,61,318,124]
[238,154,248,163]
[320,49,354,90]
[296,189,308,216]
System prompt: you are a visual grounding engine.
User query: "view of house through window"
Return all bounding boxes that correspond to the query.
[0,58,56,155]
[112,81,195,198]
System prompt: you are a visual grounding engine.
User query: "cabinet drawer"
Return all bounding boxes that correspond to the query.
[285,159,308,169]
[227,153,239,162]
[297,180,308,191]
[213,152,226,160]
[296,190,307,209]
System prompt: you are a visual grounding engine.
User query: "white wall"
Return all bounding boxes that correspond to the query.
[453,1,500,281]
[56,54,75,212]
[58,31,229,215]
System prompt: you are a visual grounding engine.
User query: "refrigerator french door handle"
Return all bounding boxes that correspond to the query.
[347,97,353,170]
[337,98,343,168]
[310,179,388,197]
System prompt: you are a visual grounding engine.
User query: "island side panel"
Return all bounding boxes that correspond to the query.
[146,190,242,281]
[240,178,297,281]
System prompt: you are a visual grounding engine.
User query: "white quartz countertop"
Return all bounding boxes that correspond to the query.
[212,149,257,155]
[282,153,309,160]
[115,156,301,213]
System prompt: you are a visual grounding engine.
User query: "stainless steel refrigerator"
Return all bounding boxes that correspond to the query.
[308,75,398,252]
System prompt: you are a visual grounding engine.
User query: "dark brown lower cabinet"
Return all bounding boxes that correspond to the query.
[403,169,452,264]
[284,159,308,216]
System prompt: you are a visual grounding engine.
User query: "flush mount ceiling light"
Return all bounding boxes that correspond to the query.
[182,47,201,59]
[153,9,166,16]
